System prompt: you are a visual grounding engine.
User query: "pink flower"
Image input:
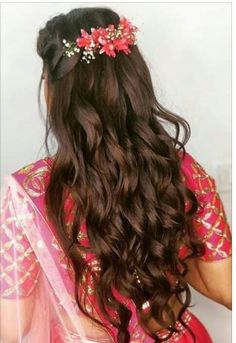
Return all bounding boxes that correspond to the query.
[99,42,116,57]
[112,38,131,54]
[76,29,93,48]
[119,17,131,29]
[118,17,138,45]
[90,27,99,41]
[107,24,115,32]
[96,27,108,37]
[90,27,108,47]
[91,27,107,43]
[120,17,136,33]
[98,35,107,46]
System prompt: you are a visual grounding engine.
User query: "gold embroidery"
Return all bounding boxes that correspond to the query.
[191,160,215,190]
[1,240,40,297]
[0,184,41,298]
[88,258,101,273]
[130,322,147,343]
[51,236,75,281]
[23,166,49,197]
[18,163,35,175]
[77,231,87,242]
[156,309,192,342]
[87,285,94,295]
[189,158,232,260]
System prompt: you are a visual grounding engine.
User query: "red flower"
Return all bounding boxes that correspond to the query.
[119,17,131,30]
[90,27,99,41]
[98,35,108,46]
[99,42,116,57]
[76,29,93,48]
[117,17,138,46]
[91,27,107,43]
[97,27,108,37]
[107,24,115,32]
[113,38,130,54]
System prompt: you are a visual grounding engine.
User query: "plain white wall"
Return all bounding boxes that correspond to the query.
[1,3,231,343]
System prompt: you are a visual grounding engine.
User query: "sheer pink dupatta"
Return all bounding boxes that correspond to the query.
[0,174,112,343]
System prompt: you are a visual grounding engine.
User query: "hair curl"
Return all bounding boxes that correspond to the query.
[37,7,205,343]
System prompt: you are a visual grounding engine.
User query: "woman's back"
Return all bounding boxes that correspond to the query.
[0,150,231,342]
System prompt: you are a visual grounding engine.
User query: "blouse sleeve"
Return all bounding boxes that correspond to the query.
[178,151,232,262]
[0,177,41,298]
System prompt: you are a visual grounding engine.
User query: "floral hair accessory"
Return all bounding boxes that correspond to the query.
[62,17,138,63]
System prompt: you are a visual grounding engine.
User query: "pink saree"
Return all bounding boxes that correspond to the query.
[0,151,232,342]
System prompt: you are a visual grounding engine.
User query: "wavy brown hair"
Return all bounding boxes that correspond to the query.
[37,7,205,343]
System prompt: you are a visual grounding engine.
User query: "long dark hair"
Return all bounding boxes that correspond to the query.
[37,7,204,342]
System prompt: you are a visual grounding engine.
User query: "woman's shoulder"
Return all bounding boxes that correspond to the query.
[7,156,54,197]
[11,156,53,177]
[12,156,53,176]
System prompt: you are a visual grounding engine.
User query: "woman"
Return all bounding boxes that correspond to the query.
[0,6,232,343]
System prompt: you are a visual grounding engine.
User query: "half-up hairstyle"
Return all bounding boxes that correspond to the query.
[37,7,205,343]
